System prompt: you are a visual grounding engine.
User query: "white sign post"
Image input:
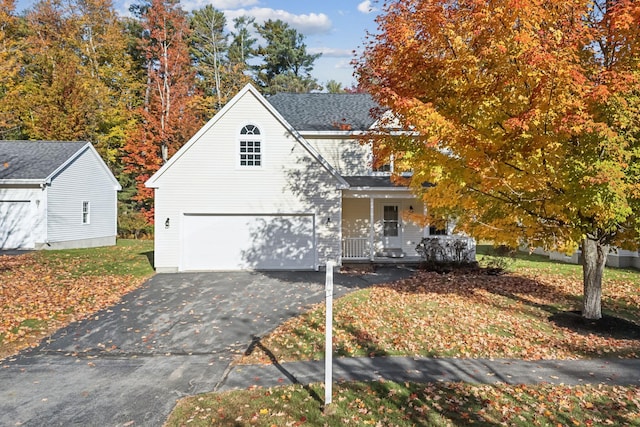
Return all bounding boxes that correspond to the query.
[324,261,335,407]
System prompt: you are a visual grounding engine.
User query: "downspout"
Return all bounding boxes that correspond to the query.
[40,182,48,246]
[423,203,428,238]
[114,185,119,239]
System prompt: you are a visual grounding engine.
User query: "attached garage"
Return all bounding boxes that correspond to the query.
[181,214,316,271]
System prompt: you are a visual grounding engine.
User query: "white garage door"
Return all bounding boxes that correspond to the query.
[181,214,316,271]
[0,201,36,249]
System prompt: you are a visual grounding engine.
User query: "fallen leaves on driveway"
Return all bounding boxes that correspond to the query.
[0,253,145,357]
[241,269,640,363]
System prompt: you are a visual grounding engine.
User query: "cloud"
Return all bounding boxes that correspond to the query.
[225,7,332,35]
[334,59,355,70]
[180,0,259,12]
[211,0,259,7]
[308,47,354,58]
[357,0,378,14]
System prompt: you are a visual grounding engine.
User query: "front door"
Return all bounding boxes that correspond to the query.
[382,205,401,248]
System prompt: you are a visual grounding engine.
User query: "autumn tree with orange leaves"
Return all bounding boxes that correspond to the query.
[124,0,203,220]
[0,0,23,138]
[357,0,640,319]
[1,0,138,158]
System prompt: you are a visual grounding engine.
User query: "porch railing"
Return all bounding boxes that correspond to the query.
[342,237,371,259]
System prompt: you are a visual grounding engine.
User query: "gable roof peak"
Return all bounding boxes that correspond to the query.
[145,83,349,189]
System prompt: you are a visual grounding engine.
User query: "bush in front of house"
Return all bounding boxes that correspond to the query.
[415,236,477,272]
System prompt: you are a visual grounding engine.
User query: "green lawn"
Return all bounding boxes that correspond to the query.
[476,244,640,282]
[32,238,154,278]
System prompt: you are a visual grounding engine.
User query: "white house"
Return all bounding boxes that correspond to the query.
[146,84,475,272]
[0,141,121,250]
[530,247,640,270]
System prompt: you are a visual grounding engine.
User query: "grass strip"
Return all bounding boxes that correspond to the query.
[167,381,640,426]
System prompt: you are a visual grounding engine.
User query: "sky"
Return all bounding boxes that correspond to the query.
[14,0,383,89]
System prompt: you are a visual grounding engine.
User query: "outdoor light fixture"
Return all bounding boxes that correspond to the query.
[165,218,170,229]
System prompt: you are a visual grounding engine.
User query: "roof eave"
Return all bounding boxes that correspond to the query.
[298,130,370,138]
[0,179,47,186]
[345,186,410,191]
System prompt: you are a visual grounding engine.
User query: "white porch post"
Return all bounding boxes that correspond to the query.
[369,197,375,261]
[423,203,429,237]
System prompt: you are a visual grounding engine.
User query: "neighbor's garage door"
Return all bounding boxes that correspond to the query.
[0,201,36,249]
[181,214,315,271]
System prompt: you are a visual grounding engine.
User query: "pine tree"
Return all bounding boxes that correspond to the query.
[254,19,321,94]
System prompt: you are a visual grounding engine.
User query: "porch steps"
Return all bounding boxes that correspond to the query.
[376,248,406,258]
[341,256,423,271]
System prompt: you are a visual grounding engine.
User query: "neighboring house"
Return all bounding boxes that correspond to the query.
[0,141,121,250]
[529,247,640,270]
[146,84,474,272]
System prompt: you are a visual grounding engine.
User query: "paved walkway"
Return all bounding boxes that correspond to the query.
[220,356,640,392]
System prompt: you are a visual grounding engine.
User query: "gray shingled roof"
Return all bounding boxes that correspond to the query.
[0,141,88,181]
[344,175,433,188]
[344,176,404,188]
[266,93,384,131]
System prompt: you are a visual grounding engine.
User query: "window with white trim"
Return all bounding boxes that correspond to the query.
[239,124,262,167]
[82,201,90,224]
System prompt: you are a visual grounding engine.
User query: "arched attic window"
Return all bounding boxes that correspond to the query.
[239,124,262,167]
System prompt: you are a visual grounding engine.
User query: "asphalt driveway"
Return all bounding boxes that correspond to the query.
[0,268,413,427]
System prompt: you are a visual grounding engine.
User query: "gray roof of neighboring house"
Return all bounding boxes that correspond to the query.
[0,141,88,181]
[344,175,433,188]
[266,92,384,131]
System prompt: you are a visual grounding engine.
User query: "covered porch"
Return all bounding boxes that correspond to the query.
[339,176,476,265]
[340,176,430,262]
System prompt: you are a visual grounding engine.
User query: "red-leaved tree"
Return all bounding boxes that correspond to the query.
[124,0,203,221]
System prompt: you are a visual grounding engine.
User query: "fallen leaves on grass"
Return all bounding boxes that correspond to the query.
[0,253,145,356]
[241,270,640,363]
[166,381,640,427]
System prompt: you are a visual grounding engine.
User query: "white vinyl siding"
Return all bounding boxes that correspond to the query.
[401,201,426,256]
[305,137,371,175]
[342,198,370,238]
[152,89,342,271]
[47,147,118,243]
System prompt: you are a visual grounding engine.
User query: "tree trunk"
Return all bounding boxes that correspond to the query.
[582,237,609,320]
